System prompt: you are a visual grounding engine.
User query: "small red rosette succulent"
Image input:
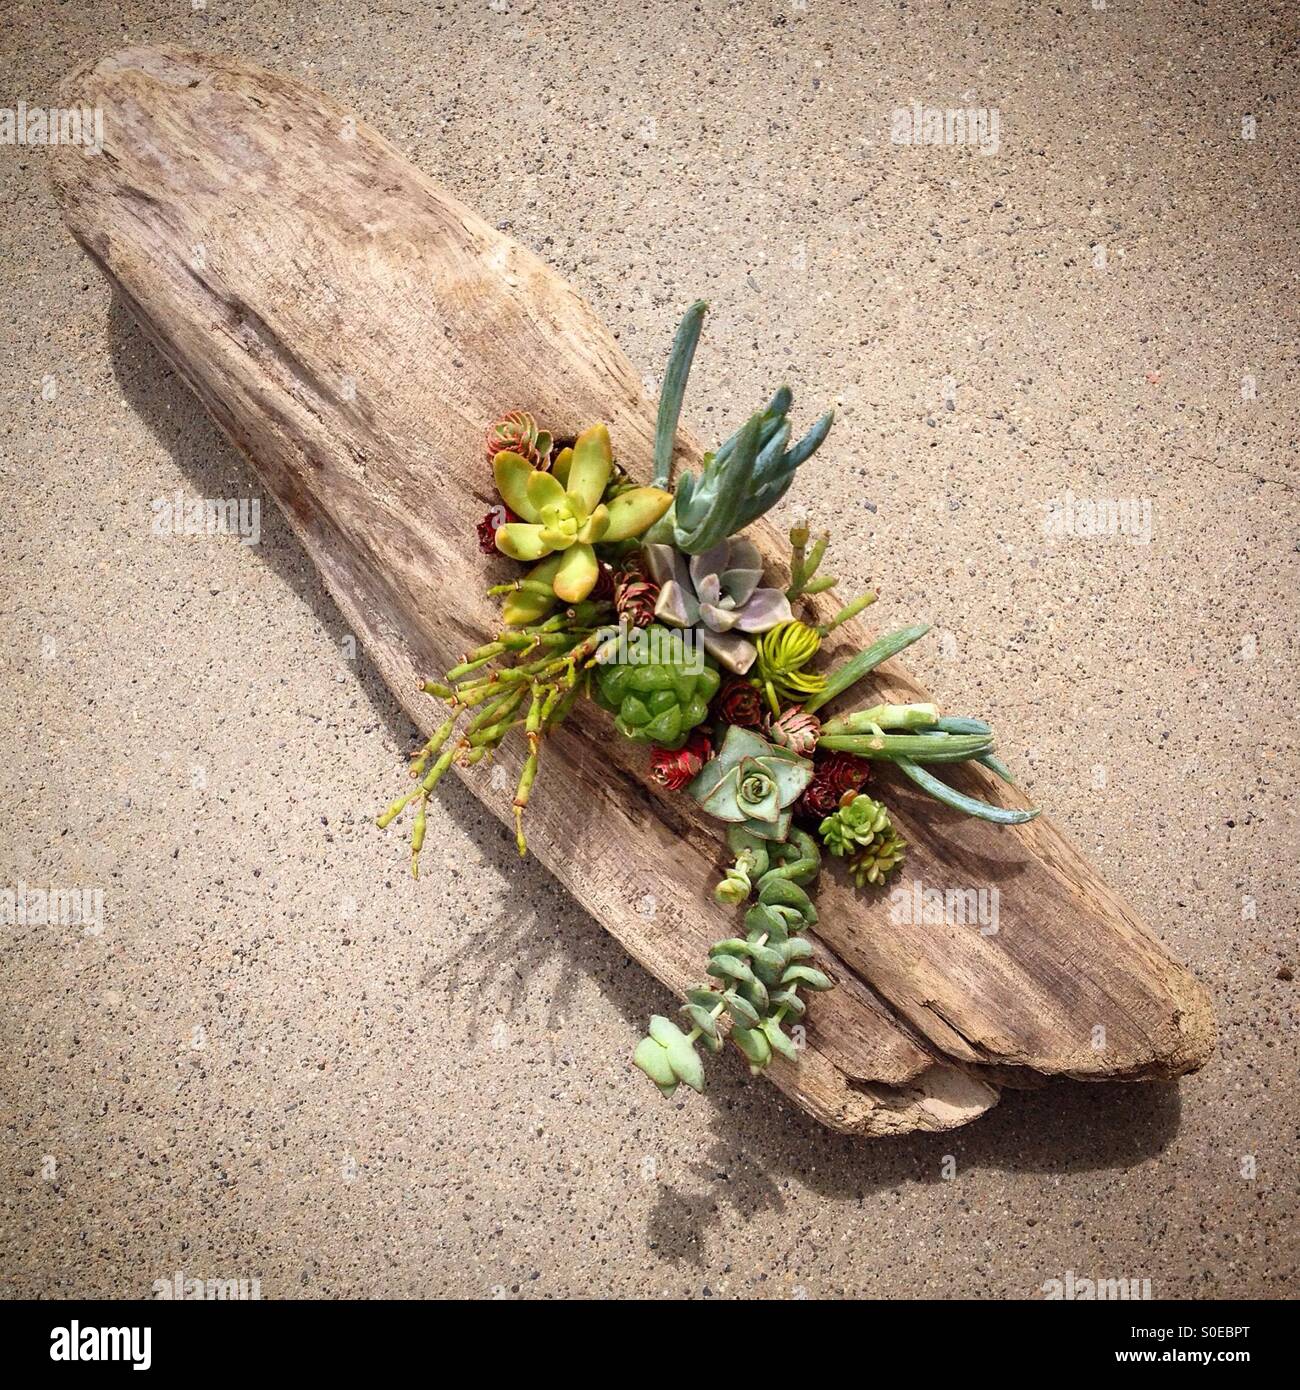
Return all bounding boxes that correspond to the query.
[648,730,713,792]
[796,750,871,820]
[713,674,766,730]
[484,410,553,470]
[614,564,660,630]
[769,704,821,756]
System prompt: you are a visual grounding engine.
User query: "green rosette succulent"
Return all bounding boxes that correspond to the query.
[820,791,906,886]
[687,725,813,841]
[592,624,720,749]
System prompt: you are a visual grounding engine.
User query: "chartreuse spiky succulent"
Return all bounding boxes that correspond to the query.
[493,423,671,620]
[633,828,832,1096]
[754,619,826,715]
[687,725,813,841]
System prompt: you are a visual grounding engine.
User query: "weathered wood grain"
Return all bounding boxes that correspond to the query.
[49,45,1212,1135]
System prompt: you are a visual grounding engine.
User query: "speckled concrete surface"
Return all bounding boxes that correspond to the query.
[2,0,1296,1299]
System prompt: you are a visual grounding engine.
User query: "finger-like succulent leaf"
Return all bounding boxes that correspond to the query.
[552,543,599,603]
[551,446,574,486]
[565,423,612,516]
[603,486,673,541]
[576,503,610,545]
[493,450,541,522]
[525,468,567,515]
[501,553,565,626]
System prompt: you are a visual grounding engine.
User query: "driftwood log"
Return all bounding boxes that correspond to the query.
[50,46,1214,1136]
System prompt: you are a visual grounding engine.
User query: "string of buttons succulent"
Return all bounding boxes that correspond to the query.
[379,302,1039,1102]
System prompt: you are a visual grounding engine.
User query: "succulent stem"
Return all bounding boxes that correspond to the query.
[816,590,877,636]
[513,684,546,855]
[411,795,428,878]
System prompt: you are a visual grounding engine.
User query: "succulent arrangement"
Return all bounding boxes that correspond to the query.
[379,302,1039,1103]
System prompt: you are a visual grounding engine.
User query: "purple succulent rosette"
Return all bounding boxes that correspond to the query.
[644,537,790,674]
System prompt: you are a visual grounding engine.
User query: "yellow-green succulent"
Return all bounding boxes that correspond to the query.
[493,423,672,621]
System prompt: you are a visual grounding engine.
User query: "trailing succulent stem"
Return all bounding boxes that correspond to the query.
[378,614,608,869]
[634,827,830,1097]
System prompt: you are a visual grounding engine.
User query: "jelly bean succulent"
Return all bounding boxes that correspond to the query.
[493,423,671,615]
[687,724,813,842]
[643,538,791,675]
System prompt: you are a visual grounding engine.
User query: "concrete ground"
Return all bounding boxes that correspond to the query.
[2,0,1296,1299]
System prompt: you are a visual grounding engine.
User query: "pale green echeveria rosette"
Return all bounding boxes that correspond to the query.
[642,537,791,675]
[687,725,813,842]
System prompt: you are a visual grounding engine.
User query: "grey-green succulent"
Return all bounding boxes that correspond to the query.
[632,827,833,1096]
[641,302,833,555]
[687,725,813,842]
[643,538,791,675]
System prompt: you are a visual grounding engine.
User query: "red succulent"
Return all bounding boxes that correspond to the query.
[613,564,659,629]
[476,503,518,554]
[484,410,553,469]
[796,751,871,820]
[648,730,713,792]
[713,675,766,730]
